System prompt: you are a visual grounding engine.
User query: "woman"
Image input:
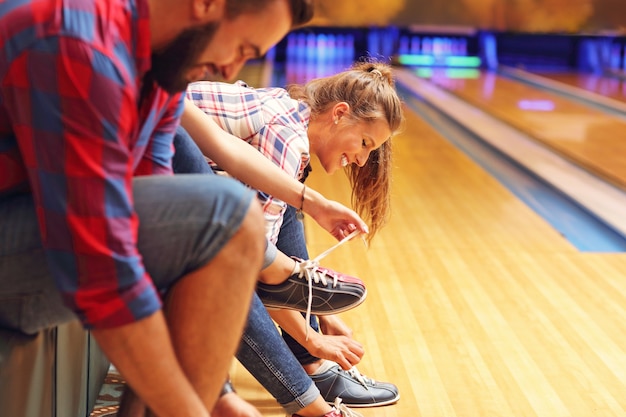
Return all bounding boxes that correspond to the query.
[183,60,404,411]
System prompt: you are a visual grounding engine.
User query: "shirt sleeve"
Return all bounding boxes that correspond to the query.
[186,81,310,244]
[134,92,184,176]
[2,36,161,329]
[254,122,309,244]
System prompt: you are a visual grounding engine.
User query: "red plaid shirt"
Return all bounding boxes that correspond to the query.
[0,0,183,328]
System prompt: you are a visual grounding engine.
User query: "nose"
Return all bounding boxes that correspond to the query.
[355,149,371,167]
[186,67,206,83]
[222,58,247,82]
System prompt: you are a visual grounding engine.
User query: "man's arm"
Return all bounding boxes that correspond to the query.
[134,92,184,177]
[3,38,210,416]
[93,312,209,417]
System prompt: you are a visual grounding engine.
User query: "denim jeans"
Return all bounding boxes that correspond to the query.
[276,204,322,365]
[0,172,254,334]
[172,126,319,414]
[172,127,277,268]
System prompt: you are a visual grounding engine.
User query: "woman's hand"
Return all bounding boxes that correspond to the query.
[318,315,353,338]
[269,309,364,370]
[312,315,361,369]
[303,187,368,240]
[306,331,364,370]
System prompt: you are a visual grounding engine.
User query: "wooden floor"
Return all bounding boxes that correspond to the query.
[536,71,626,104]
[229,75,626,416]
[425,70,626,191]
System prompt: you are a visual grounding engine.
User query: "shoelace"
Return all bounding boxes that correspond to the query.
[345,366,373,390]
[293,230,362,339]
[331,397,364,417]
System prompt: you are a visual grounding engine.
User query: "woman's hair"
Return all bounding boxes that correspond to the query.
[288,60,404,241]
[225,0,314,29]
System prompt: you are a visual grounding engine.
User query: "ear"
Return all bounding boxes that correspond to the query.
[332,102,350,121]
[192,0,224,22]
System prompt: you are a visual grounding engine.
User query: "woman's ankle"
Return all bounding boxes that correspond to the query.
[302,359,324,375]
[258,254,296,284]
[292,396,333,416]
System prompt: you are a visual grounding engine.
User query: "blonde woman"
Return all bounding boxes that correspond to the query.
[181,61,404,415]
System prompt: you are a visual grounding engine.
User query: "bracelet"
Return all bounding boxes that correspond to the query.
[220,379,236,397]
[298,184,306,212]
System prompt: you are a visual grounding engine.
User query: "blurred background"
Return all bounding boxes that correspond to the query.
[311,0,625,33]
[228,2,626,417]
[238,0,626,91]
[241,0,626,266]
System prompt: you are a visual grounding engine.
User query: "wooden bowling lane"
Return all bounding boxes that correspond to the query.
[421,69,626,191]
[528,71,626,104]
[231,104,626,417]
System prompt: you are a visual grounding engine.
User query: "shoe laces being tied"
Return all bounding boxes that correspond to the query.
[345,366,373,390]
[292,230,363,340]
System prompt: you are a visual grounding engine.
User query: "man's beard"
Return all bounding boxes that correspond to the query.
[147,23,219,94]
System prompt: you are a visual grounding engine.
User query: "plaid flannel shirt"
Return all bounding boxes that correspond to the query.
[0,0,183,328]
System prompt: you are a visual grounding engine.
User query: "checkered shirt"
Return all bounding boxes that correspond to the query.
[186,80,311,244]
[0,0,184,328]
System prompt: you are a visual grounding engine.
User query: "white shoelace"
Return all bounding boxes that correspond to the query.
[287,397,363,417]
[332,397,364,417]
[292,230,362,340]
[345,366,373,390]
[318,361,372,391]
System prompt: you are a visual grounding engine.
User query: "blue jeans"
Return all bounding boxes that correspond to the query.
[276,205,322,365]
[0,172,254,334]
[172,128,277,268]
[173,126,318,414]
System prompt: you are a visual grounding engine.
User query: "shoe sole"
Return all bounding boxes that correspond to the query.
[326,392,400,408]
[263,289,367,315]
